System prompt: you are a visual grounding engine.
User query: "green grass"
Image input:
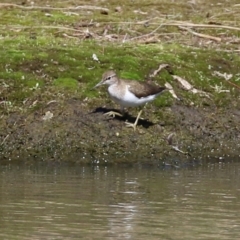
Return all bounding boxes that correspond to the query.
[53,78,79,90]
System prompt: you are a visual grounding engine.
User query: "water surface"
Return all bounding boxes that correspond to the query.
[0,161,240,239]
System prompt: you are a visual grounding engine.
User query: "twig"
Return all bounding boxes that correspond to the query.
[74,22,94,28]
[122,33,128,43]
[166,133,175,145]
[100,19,240,32]
[1,134,9,145]
[209,11,238,19]
[62,33,79,39]
[217,49,240,53]
[2,25,85,33]
[179,26,221,42]
[164,21,240,31]
[0,3,109,12]
[125,23,163,42]
[171,146,190,155]
[165,133,190,156]
[189,46,240,53]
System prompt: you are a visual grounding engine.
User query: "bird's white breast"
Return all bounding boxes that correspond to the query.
[108,84,158,107]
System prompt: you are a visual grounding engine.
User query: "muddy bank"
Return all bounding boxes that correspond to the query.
[0,98,239,164]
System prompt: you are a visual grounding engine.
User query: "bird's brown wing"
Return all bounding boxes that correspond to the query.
[126,80,166,98]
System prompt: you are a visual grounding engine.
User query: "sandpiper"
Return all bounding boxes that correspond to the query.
[94,70,166,131]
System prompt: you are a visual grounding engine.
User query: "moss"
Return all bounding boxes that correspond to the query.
[53,78,79,90]
[0,37,239,112]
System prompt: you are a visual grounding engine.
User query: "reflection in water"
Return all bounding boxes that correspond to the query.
[0,161,240,239]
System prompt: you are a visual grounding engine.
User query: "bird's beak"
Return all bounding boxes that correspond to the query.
[92,81,103,89]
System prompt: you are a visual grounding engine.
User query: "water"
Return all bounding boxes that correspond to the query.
[0,161,240,239]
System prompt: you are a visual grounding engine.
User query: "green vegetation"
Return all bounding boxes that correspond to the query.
[0,0,239,115]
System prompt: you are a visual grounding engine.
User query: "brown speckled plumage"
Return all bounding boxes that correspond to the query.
[94,70,166,130]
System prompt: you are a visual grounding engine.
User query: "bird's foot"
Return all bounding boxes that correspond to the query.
[104,111,123,118]
[125,121,137,131]
[124,109,143,131]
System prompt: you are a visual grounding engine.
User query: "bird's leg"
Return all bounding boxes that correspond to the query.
[139,103,148,120]
[125,109,143,131]
[125,104,148,130]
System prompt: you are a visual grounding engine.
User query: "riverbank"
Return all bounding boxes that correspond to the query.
[0,0,239,164]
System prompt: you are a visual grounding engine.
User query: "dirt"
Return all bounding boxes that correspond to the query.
[0,97,239,165]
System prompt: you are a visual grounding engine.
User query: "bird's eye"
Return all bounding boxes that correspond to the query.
[106,76,111,80]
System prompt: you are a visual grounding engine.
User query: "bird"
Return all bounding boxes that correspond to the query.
[94,70,166,131]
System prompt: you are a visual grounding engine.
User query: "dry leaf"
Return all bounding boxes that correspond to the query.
[42,111,53,121]
[173,75,210,98]
[92,53,100,62]
[165,82,180,100]
[213,71,233,81]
